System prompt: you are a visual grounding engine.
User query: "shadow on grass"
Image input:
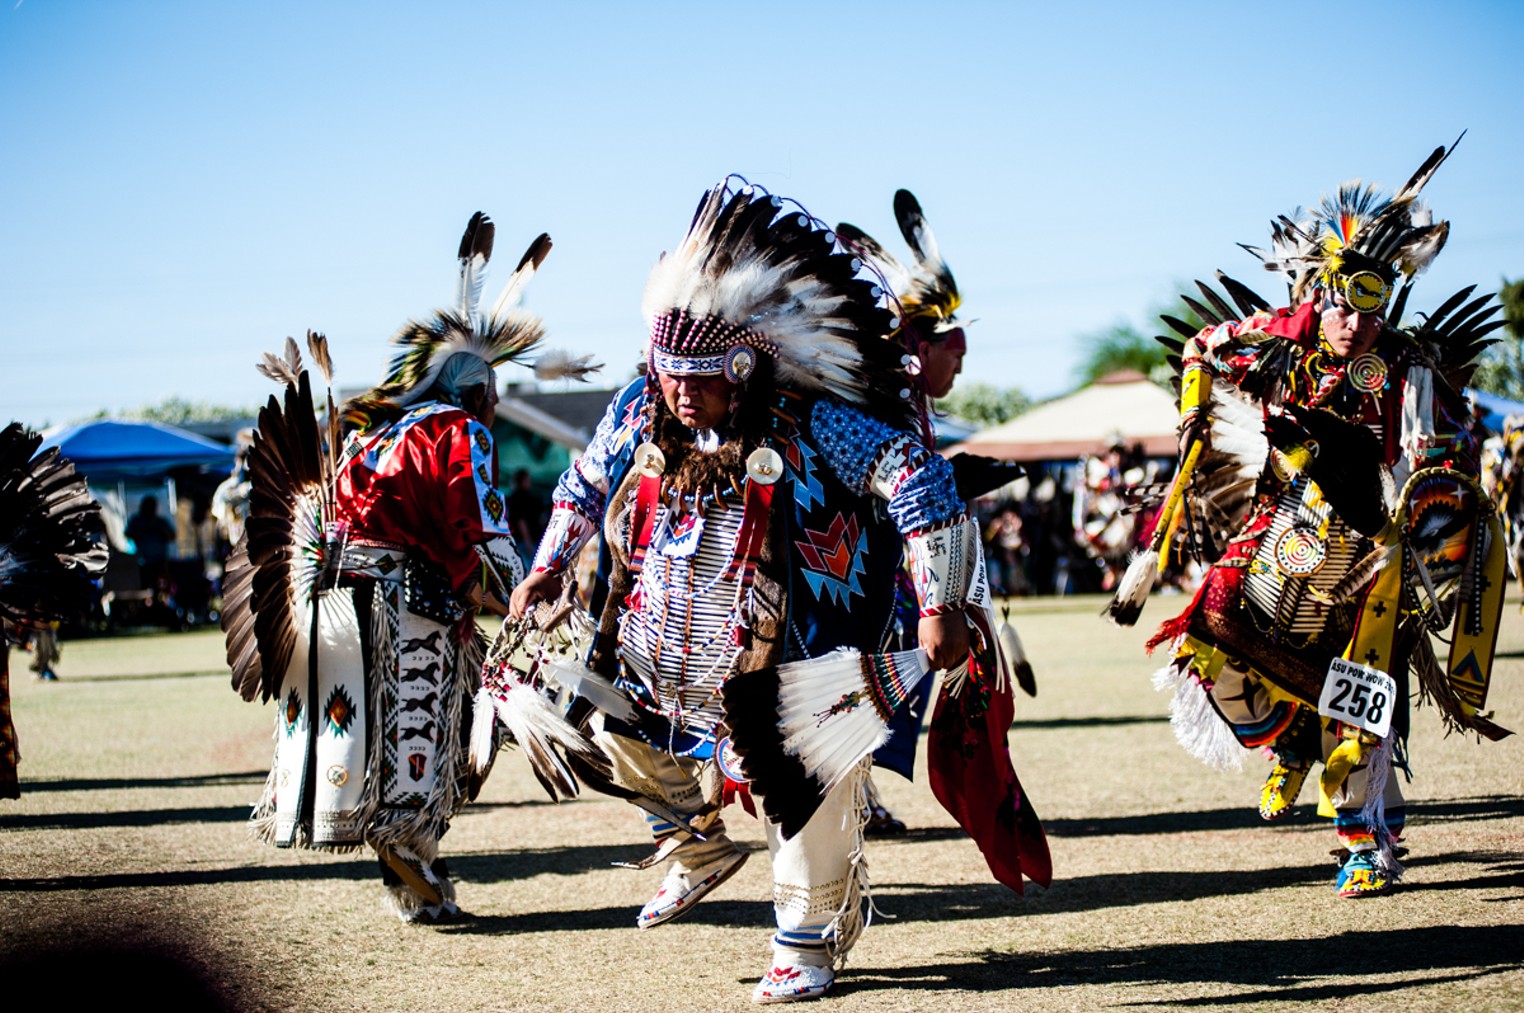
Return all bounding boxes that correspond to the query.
[877,795,1524,841]
[49,670,226,683]
[0,806,254,831]
[0,793,554,832]
[1411,795,1524,824]
[830,924,1524,1003]
[20,771,268,792]
[0,842,655,893]
[1013,714,1168,731]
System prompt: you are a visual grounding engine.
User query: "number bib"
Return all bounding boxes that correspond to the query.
[1319,657,1396,738]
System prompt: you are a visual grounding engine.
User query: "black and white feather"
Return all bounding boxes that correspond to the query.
[837,188,962,330]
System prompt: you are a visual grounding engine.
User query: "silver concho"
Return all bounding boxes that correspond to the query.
[746,447,783,485]
[634,442,666,478]
[1274,525,1327,576]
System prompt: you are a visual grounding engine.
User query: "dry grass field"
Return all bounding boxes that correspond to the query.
[3,594,1521,1011]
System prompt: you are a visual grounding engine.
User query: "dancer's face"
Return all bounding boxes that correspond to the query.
[918,331,966,399]
[468,382,499,426]
[658,371,733,430]
[1320,290,1383,359]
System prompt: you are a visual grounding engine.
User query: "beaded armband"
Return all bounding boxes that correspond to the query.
[474,535,526,598]
[531,505,597,575]
[866,434,925,500]
[905,516,980,616]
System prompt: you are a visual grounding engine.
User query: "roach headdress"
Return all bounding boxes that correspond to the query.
[1244,135,1462,315]
[348,212,595,419]
[837,188,962,336]
[641,177,912,423]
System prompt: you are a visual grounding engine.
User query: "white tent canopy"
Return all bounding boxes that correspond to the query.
[950,370,1178,462]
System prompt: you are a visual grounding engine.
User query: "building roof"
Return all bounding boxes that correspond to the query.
[950,370,1178,462]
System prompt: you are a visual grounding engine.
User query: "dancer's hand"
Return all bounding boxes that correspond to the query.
[509,570,563,618]
[918,612,970,670]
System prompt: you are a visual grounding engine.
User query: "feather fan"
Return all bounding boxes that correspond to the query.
[775,647,932,795]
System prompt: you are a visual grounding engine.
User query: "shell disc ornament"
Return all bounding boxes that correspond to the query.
[1274,525,1327,576]
[1346,353,1388,393]
[746,447,783,485]
[634,442,666,478]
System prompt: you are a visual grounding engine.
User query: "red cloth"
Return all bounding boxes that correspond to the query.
[927,648,1052,894]
[335,404,512,588]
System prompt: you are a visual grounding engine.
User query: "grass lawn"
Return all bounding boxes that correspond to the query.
[2,596,1521,1011]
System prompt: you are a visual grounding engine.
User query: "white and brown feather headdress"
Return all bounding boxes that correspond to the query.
[640,177,910,422]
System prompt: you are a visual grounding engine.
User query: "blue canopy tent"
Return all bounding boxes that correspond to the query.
[39,419,234,480]
[1467,388,1524,435]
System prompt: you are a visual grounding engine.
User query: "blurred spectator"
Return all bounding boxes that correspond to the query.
[125,496,175,595]
[986,508,1030,597]
[507,468,545,553]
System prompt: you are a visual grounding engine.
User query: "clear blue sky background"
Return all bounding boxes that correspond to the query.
[3,1,1521,427]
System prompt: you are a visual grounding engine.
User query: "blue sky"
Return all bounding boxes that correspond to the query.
[3,1,1521,427]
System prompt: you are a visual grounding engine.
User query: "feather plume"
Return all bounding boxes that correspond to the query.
[1311,542,1399,606]
[999,615,1037,698]
[492,680,611,803]
[545,658,637,723]
[256,337,304,387]
[469,686,499,775]
[891,188,961,324]
[531,349,602,383]
[488,233,553,323]
[305,330,334,383]
[223,365,333,703]
[1105,549,1158,627]
[834,222,913,299]
[642,178,907,424]
[0,424,108,627]
[346,214,556,414]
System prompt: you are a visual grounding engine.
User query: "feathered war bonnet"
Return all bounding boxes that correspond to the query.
[345,212,595,425]
[837,188,963,345]
[640,176,915,426]
[1244,136,1461,319]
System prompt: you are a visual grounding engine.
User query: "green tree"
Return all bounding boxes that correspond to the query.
[1075,291,1207,389]
[936,382,1029,427]
[1467,279,1524,399]
[104,397,256,425]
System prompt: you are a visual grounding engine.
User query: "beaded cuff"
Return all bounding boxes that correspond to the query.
[532,505,597,574]
[905,516,980,616]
